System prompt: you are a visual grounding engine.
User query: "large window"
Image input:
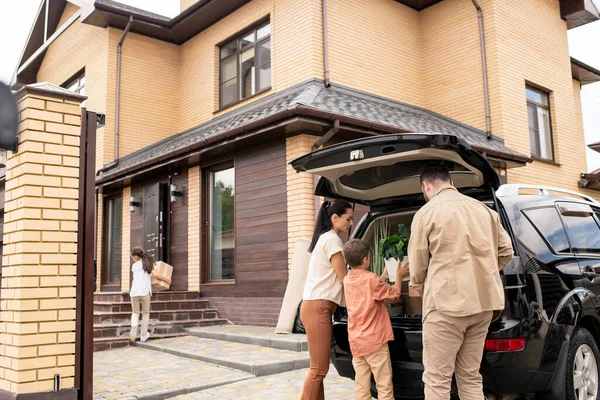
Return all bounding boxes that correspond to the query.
[103,196,122,285]
[219,21,271,108]
[207,165,235,281]
[64,72,86,96]
[526,85,553,160]
[561,211,600,255]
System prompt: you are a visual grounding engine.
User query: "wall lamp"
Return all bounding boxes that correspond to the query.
[170,184,183,203]
[129,195,140,212]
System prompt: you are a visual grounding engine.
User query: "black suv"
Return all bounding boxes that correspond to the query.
[292,134,600,400]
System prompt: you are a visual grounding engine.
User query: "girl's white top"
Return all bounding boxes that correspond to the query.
[130,260,152,297]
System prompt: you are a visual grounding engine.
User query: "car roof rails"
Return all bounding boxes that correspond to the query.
[496,184,600,205]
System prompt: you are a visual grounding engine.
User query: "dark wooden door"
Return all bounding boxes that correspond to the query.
[143,183,167,261]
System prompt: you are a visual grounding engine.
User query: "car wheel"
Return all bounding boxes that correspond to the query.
[566,327,600,400]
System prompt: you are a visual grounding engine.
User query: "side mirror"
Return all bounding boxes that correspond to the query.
[0,82,18,152]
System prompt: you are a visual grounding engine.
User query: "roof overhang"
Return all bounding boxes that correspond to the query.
[579,171,600,191]
[572,57,600,85]
[560,0,600,29]
[81,0,252,45]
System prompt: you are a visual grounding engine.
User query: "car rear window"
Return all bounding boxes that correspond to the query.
[561,212,600,255]
[523,207,570,254]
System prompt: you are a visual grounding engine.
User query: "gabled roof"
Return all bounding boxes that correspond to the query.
[97,80,529,184]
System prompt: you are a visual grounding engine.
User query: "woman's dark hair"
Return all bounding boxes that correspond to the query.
[132,247,155,274]
[308,199,353,253]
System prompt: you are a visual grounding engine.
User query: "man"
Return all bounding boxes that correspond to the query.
[408,164,514,400]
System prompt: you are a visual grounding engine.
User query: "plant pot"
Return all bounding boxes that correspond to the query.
[385,258,399,282]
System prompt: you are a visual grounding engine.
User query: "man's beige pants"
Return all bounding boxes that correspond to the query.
[130,295,151,341]
[352,344,394,400]
[423,310,493,400]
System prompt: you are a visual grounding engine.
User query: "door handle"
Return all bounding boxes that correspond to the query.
[583,268,597,281]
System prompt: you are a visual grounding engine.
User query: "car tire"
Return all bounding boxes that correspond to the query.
[566,327,600,400]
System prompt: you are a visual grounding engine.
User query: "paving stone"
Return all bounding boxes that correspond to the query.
[186,325,308,352]
[94,346,252,399]
[169,367,370,399]
[139,336,310,376]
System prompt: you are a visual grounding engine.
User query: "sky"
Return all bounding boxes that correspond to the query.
[1,0,599,171]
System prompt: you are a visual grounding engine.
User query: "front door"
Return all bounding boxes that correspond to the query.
[143,183,167,262]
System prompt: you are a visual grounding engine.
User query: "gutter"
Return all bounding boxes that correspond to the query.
[472,0,492,139]
[313,119,340,150]
[322,0,331,88]
[97,15,133,176]
[96,105,529,185]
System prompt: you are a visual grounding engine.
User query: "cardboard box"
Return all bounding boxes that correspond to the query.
[152,261,173,292]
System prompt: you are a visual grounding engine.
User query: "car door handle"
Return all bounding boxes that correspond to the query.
[583,269,597,280]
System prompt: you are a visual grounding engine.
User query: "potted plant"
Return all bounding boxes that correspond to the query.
[378,224,410,283]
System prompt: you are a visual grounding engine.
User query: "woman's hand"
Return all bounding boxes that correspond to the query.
[165,277,172,285]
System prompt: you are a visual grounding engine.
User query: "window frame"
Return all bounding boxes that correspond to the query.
[102,193,123,288]
[526,85,554,161]
[218,19,271,109]
[202,161,236,284]
[63,71,86,96]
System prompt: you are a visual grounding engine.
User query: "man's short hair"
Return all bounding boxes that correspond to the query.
[420,163,452,184]
[343,239,371,268]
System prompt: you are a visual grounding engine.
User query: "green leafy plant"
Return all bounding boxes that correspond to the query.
[378,224,410,261]
[372,218,389,277]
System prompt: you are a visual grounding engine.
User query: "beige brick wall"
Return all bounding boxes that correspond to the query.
[187,167,200,291]
[37,3,109,171]
[328,0,423,106]
[180,0,197,12]
[106,28,181,160]
[121,186,132,292]
[286,135,318,269]
[0,89,81,394]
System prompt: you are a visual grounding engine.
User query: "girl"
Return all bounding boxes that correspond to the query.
[300,199,353,400]
[129,247,171,343]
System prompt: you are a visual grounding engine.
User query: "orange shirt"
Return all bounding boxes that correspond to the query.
[343,268,400,358]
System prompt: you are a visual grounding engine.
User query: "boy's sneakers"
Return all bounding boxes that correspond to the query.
[140,333,150,342]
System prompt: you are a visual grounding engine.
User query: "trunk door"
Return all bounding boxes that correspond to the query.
[291,134,499,207]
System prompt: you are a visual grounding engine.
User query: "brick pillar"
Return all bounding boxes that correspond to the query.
[187,166,200,291]
[0,84,85,397]
[286,135,318,270]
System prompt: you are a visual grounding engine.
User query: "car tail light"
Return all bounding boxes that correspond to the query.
[484,338,526,352]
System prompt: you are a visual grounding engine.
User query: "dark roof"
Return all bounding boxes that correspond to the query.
[97,80,528,183]
[589,141,600,153]
[571,57,600,85]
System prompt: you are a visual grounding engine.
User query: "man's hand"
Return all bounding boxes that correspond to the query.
[380,269,389,281]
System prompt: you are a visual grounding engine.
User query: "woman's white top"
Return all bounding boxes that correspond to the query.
[130,260,152,297]
[303,230,345,305]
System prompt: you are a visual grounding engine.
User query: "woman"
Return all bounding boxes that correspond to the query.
[129,247,171,343]
[300,199,354,400]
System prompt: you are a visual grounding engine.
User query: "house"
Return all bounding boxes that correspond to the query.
[11,0,600,336]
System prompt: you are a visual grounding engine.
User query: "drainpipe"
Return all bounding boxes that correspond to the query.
[322,0,331,88]
[472,0,492,139]
[312,119,340,151]
[114,16,134,162]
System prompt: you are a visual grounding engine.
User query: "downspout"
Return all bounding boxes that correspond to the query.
[471,0,492,139]
[114,16,134,164]
[322,0,331,88]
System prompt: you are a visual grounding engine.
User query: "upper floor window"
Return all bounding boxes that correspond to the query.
[526,85,553,160]
[219,21,271,108]
[64,73,86,96]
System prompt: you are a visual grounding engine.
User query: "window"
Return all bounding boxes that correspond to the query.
[523,207,570,254]
[561,211,600,255]
[103,196,122,285]
[219,21,271,108]
[64,73,86,96]
[207,165,235,281]
[526,86,553,160]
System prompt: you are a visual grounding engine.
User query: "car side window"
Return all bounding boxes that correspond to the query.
[522,207,571,254]
[561,209,600,255]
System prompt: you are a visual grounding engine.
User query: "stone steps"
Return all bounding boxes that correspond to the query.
[94,308,219,324]
[186,325,308,352]
[94,299,210,313]
[138,335,310,377]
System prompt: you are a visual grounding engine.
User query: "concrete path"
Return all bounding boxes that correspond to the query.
[186,325,308,352]
[138,335,310,376]
[168,367,366,399]
[93,346,252,400]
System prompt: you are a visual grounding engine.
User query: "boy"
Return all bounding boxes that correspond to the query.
[343,238,409,400]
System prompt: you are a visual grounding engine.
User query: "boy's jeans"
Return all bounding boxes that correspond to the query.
[352,343,394,400]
